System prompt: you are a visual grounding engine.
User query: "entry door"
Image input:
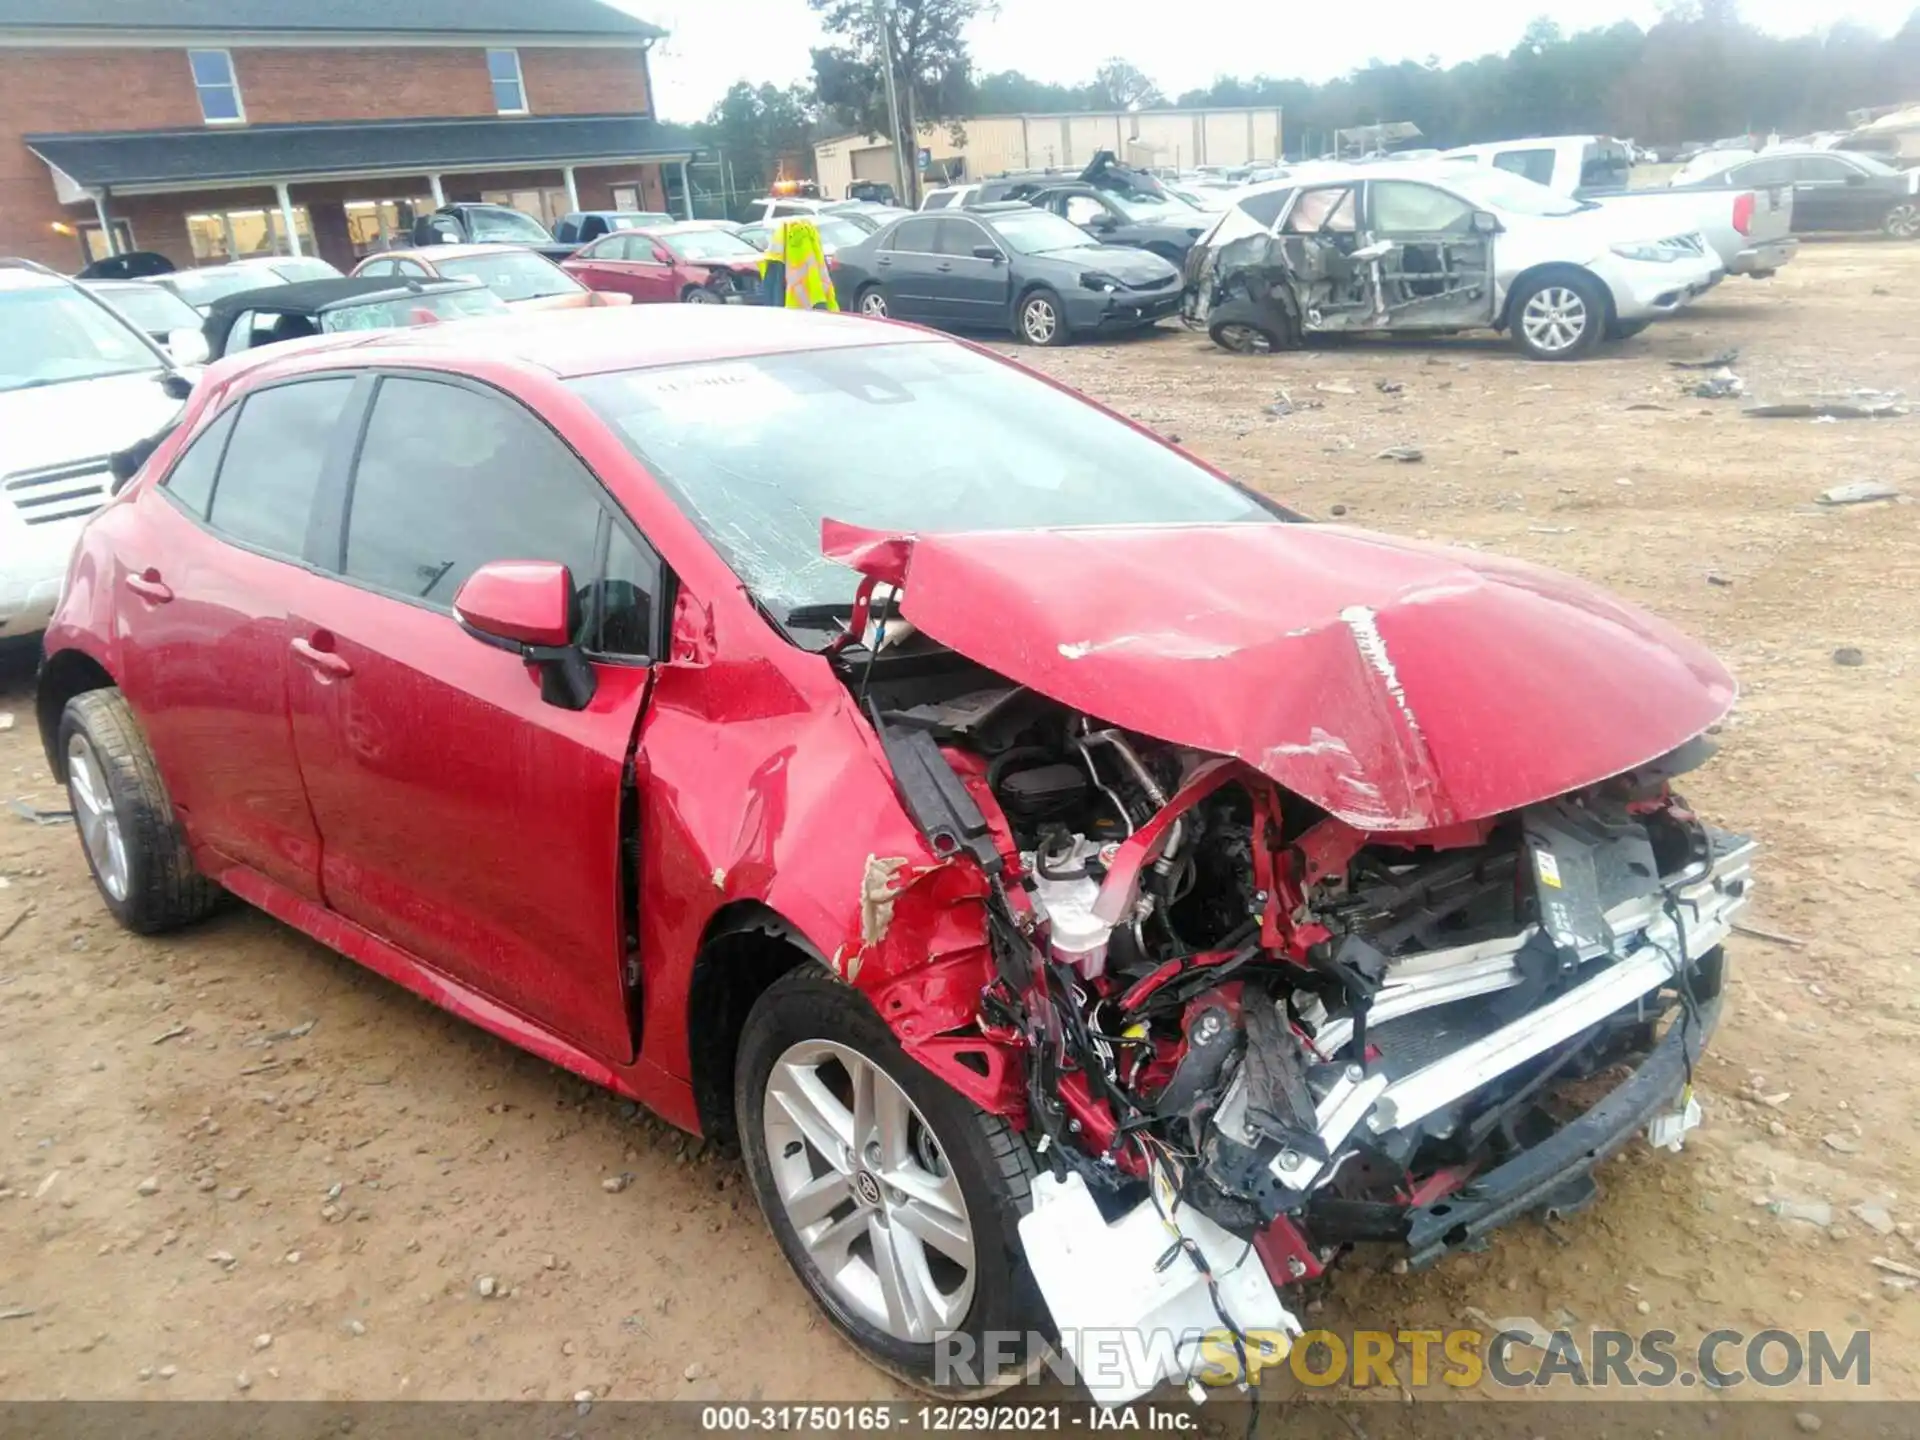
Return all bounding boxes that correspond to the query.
[927,216,1013,328]
[1789,155,1862,231]
[873,216,944,319]
[1363,180,1495,329]
[286,373,662,1063]
[115,378,360,901]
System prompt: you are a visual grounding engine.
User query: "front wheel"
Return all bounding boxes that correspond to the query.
[857,285,891,318]
[58,688,221,934]
[1016,289,1069,347]
[682,286,722,304]
[1884,203,1920,240]
[1511,272,1607,361]
[735,966,1040,1393]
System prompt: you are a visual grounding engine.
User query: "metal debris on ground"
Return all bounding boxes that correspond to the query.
[0,1306,36,1321]
[1624,402,1673,412]
[1375,379,1404,394]
[1817,481,1905,506]
[1315,380,1357,396]
[1744,392,1909,420]
[1873,1256,1920,1280]
[0,906,33,945]
[1690,369,1745,400]
[252,1020,317,1046]
[8,801,74,826]
[1669,349,1739,370]
[1732,921,1808,948]
[1375,446,1424,463]
[150,1024,189,1045]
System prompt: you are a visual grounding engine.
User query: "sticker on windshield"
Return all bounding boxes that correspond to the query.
[614,363,800,424]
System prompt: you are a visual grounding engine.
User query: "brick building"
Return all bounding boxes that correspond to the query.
[0,0,696,274]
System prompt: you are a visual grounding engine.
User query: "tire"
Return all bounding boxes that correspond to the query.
[682,285,722,304]
[1016,288,1069,347]
[1209,319,1281,354]
[856,285,891,319]
[735,966,1040,1394]
[1510,271,1608,361]
[58,688,220,935]
[1884,202,1920,240]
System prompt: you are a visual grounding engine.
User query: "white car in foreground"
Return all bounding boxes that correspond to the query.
[1184,163,1724,360]
[1,261,191,643]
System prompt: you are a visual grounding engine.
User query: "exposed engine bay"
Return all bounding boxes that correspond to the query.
[845,630,1752,1399]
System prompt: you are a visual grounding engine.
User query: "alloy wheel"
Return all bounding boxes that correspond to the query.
[67,734,129,903]
[860,290,890,317]
[1214,322,1273,354]
[1520,286,1589,354]
[1886,204,1920,240]
[686,288,721,304]
[1021,297,1058,344]
[763,1039,976,1344]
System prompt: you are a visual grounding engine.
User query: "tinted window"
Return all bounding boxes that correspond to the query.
[922,191,954,211]
[160,407,237,519]
[1492,148,1556,186]
[934,218,995,256]
[1579,143,1630,191]
[208,378,354,557]
[1062,194,1109,226]
[1730,158,1795,186]
[887,217,940,252]
[1793,156,1852,183]
[1370,181,1475,233]
[343,377,605,610]
[595,526,658,657]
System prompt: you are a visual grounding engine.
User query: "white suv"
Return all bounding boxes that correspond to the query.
[1,261,193,642]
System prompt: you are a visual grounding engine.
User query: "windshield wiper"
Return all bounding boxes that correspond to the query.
[781,601,856,628]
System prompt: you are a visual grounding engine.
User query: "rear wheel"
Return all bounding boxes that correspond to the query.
[1885,203,1920,240]
[857,285,891,318]
[1016,288,1068,347]
[58,688,220,934]
[1511,272,1606,361]
[735,966,1039,1393]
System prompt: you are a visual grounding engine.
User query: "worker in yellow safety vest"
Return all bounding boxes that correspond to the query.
[758,217,839,311]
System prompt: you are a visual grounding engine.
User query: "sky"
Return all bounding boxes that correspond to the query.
[619,0,1919,122]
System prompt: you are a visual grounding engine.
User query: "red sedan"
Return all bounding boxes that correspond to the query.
[562,222,765,304]
[38,308,1751,1401]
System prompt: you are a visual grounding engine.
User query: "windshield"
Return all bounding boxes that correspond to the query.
[270,257,343,282]
[465,208,554,243]
[435,251,581,301]
[1106,190,1199,222]
[163,267,280,307]
[661,229,763,262]
[1,284,162,393]
[989,209,1100,254]
[1444,168,1587,217]
[320,287,511,333]
[775,217,867,250]
[95,284,201,337]
[571,342,1278,621]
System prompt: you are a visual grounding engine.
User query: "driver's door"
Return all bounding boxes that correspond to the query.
[285,371,660,1063]
[1362,180,1496,329]
[1787,155,1863,231]
[1275,184,1373,330]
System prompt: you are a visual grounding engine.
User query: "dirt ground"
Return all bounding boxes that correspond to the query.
[2,240,1918,1407]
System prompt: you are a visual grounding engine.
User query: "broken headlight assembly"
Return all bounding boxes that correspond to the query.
[1079,271,1124,292]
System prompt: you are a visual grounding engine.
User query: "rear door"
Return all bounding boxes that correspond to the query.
[116,376,360,901]
[285,371,661,1062]
[928,215,1013,328]
[1786,155,1866,230]
[873,216,944,319]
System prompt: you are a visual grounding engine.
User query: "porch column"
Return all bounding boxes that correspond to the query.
[91,188,121,255]
[678,159,692,219]
[275,181,303,257]
[563,165,581,212]
[429,173,446,206]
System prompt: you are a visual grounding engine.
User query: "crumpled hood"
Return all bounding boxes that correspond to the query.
[823,520,1735,831]
[1045,244,1180,284]
[0,372,183,478]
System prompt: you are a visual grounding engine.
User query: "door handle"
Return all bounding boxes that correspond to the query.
[125,569,173,604]
[290,636,353,679]
[877,256,892,267]
[936,262,954,272]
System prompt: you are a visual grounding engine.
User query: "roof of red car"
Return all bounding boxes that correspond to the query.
[210,306,931,385]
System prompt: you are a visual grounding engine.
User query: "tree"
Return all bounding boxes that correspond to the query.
[1095,58,1162,110]
[699,82,817,191]
[809,0,992,201]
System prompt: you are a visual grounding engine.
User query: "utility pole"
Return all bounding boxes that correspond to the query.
[872,0,911,205]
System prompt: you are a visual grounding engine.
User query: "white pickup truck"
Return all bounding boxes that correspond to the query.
[1438,136,1799,278]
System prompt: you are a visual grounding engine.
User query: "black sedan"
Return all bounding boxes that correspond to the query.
[835,204,1183,346]
[1673,148,1920,238]
[1008,182,1211,263]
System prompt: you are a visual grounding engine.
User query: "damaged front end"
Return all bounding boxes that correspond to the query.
[822,522,1751,1403]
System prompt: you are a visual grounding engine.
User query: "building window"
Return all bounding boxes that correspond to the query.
[488,49,527,114]
[186,206,314,262]
[189,49,245,124]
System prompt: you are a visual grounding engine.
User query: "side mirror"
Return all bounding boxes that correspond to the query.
[453,560,597,710]
[1471,210,1503,235]
[158,370,195,401]
[1087,214,1118,232]
[651,246,675,265]
[1844,172,1867,185]
[165,327,210,367]
[971,244,1003,262]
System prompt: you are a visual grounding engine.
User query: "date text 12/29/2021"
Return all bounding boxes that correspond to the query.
[700,1406,1195,1432]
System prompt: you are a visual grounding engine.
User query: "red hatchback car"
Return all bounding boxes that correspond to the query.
[38,307,1753,1401]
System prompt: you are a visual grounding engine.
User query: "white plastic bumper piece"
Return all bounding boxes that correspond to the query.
[1017,1171,1299,1404]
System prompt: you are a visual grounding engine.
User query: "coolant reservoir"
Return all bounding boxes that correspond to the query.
[1027,835,1115,979]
